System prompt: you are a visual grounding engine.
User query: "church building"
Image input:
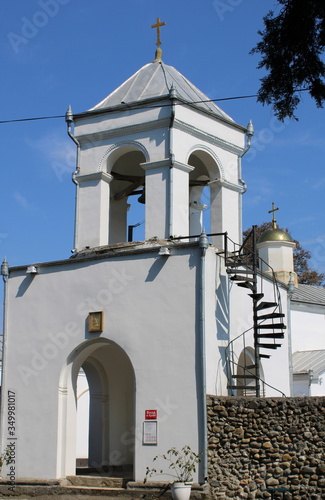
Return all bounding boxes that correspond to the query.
[1,20,324,485]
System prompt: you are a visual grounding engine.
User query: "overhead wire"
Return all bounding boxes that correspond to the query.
[0,94,255,124]
[0,88,309,125]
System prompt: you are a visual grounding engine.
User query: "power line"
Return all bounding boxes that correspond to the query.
[0,94,258,124]
[0,88,309,125]
[0,114,65,124]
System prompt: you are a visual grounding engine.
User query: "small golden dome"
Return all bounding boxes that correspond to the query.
[258,202,294,244]
[258,227,293,244]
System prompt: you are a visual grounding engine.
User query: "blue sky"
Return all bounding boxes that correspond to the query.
[1,0,324,290]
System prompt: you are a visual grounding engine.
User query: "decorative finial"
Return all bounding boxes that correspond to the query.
[151,17,166,62]
[288,272,296,297]
[1,257,9,281]
[169,83,177,99]
[268,202,279,229]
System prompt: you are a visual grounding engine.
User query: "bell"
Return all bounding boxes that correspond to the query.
[138,188,145,204]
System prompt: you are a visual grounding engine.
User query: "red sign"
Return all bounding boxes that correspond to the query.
[145,410,157,420]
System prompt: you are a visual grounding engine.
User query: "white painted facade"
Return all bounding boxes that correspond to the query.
[291,303,325,352]
[1,57,324,484]
[290,298,325,396]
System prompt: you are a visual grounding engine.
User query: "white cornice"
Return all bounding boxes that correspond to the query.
[174,119,243,155]
[75,115,244,161]
[75,116,243,157]
[76,172,113,183]
[75,118,170,145]
[209,178,242,192]
[173,161,195,173]
[141,159,195,173]
[141,159,171,171]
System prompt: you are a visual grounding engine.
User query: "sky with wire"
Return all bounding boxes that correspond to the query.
[0,0,324,287]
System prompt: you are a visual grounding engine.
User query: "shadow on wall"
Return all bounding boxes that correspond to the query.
[215,269,230,394]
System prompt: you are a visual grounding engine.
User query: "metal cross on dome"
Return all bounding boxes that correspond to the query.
[268,202,279,229]
[151,17,166,47]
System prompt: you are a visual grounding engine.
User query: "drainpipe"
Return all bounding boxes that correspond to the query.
[238,120,254,242]
[199,230,209,483]
[287,272,295,396]
[168,85,176,238]
[65,106,80,251]
[0,258,9,454]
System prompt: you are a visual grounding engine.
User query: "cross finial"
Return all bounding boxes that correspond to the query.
[151,17,166,47]
[268,202,279,229]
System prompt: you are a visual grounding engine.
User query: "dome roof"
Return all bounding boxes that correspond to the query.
[89,60,235,122]
[258,227,293,244]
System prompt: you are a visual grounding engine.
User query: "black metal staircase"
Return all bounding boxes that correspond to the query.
[225,227,286,397]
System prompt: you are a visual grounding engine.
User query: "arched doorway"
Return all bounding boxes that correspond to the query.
[236,348,265,397]
[58,339,135,479]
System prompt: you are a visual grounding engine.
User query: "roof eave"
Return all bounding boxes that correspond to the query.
[72,95,246,132]
[73,94,172,121]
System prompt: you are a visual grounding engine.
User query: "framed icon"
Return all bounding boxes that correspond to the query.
[88,311,104,333]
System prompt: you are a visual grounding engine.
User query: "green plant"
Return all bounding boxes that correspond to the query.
[144,445,201,483]
[0,448,11,472]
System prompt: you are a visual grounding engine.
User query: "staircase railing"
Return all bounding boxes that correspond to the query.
[223,227,287,397]
[169,230,287,397]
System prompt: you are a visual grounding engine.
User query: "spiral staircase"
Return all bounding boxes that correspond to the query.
[224,227,286,397]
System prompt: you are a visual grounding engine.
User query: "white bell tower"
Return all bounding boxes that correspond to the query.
[66,33,253,251]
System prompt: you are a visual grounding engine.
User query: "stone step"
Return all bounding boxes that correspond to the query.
[66,475,129,488]
[76,466,133,479]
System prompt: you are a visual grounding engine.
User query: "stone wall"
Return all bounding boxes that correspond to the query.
[207,396,325,500]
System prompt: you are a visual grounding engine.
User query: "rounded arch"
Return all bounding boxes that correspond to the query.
[98,141,150,173]
[186,145,224,181]
[236,347,265,397]
[186,147,223,237]
[99,142,149,244]
[57,338,135,478]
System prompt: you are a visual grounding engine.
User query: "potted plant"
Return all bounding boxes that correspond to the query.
[0,447,12,476]
[144,445,201,500]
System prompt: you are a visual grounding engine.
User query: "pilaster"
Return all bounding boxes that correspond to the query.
[75,172,113,250]
[141,160,194,240]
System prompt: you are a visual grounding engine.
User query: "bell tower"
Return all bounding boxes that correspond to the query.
[66,28,252,251]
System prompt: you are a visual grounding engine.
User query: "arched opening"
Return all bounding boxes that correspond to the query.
[58,339,135,479]
[236,348,265,397]
[108,149,146,244]
[188,150,221,237]
[76,368,89,467]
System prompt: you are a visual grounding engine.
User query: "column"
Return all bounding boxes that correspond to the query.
[75,172,113,250]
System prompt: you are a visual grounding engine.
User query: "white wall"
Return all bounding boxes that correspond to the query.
[290,303,325,352]
[311,370,325,396]
[1,245,202,481]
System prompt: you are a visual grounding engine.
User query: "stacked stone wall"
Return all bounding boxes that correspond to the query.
[207,396,325,500]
